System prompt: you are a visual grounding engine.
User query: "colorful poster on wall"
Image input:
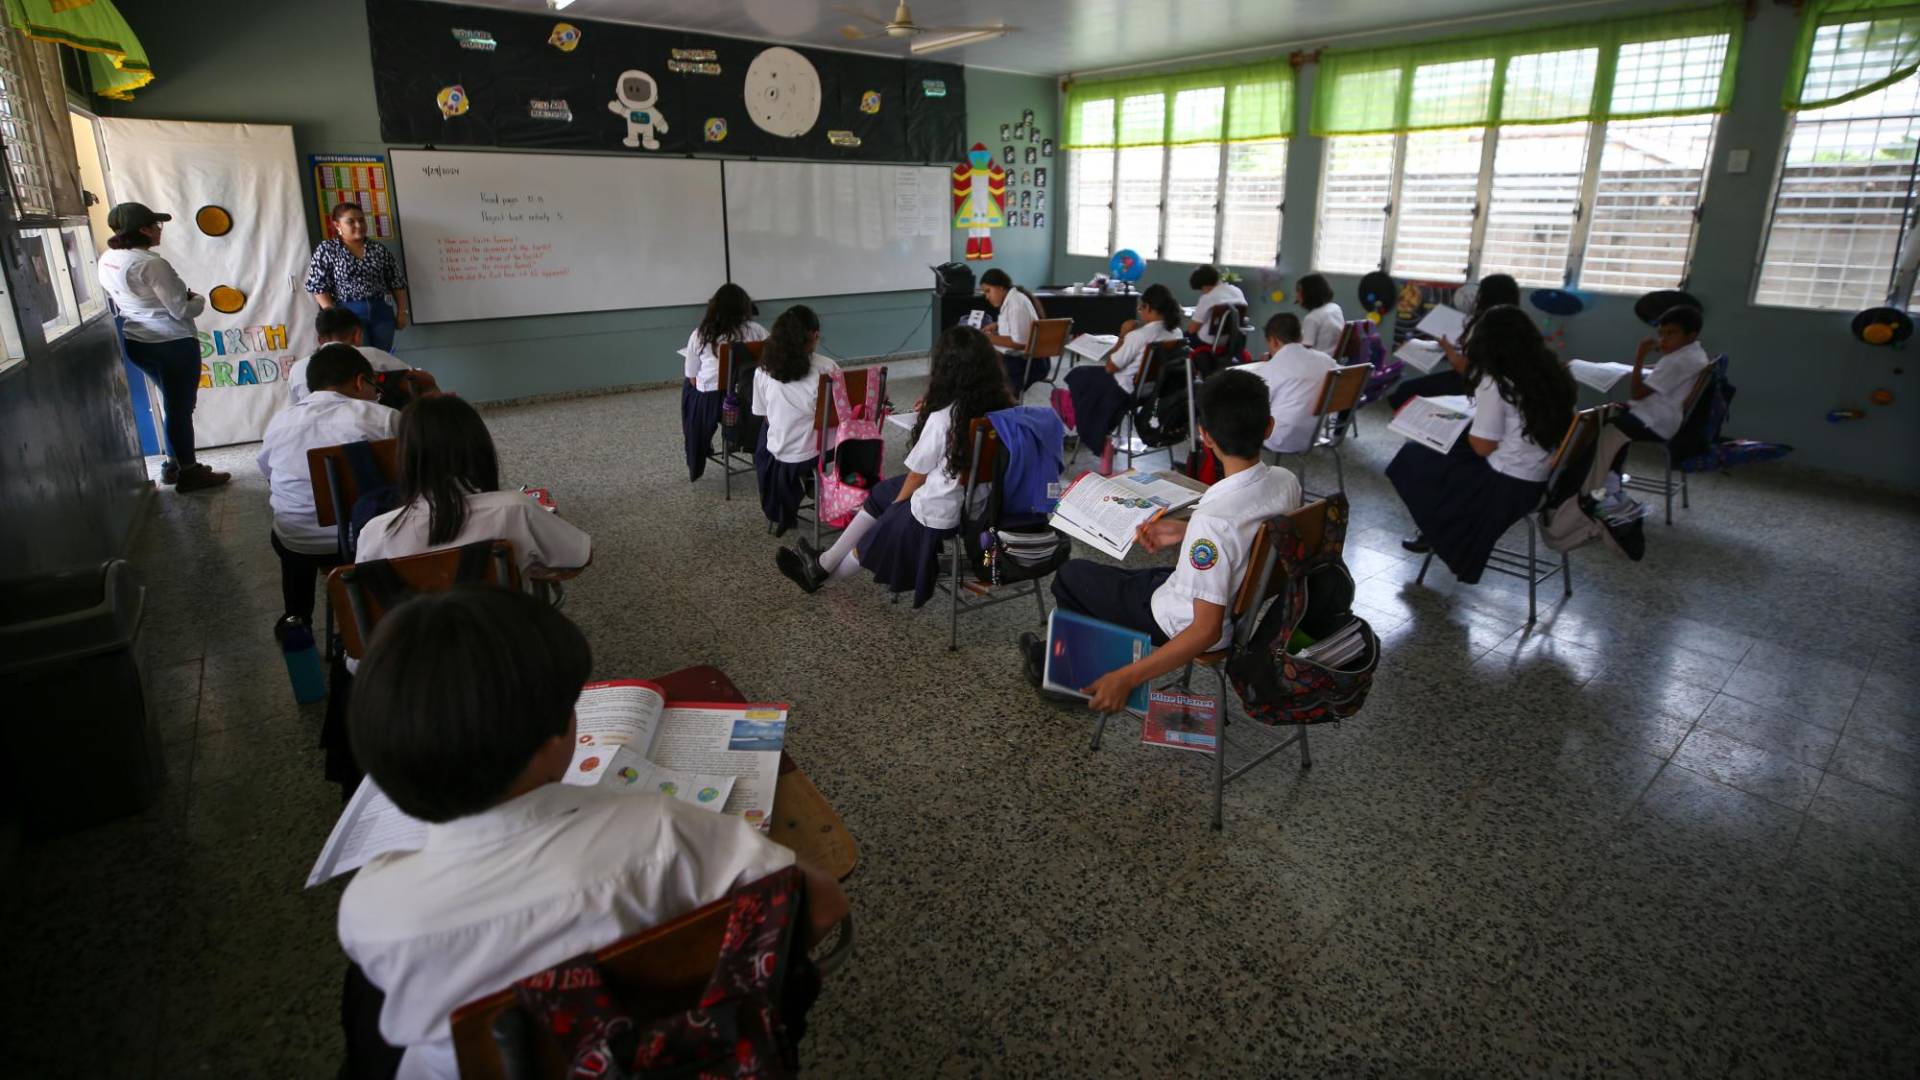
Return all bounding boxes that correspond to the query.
[100,119,314,448]
[312,154,394,239]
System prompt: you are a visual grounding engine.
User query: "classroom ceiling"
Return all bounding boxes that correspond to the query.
[443,0,1637,77]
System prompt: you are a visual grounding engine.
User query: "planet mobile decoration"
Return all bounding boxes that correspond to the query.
[1357,270,1395,323]
[1530,288,1586,351]
[1108,249,1145,292]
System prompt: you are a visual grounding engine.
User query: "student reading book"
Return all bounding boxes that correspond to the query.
[682,283,767,481]
[1049,469,1204,560]
[336,587,847,1080]
[1252,312,1336,455]
[289,306,434,407]
[1021,370,1302,713]
[1062,283,1184,475]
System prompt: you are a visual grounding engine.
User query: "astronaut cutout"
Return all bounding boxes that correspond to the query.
[608,69,668,149]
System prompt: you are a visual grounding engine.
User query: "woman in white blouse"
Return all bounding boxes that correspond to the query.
[1296,273,1346,355]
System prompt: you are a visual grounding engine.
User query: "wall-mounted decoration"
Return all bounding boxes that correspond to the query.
[195,205,233,237]
[369,0,965,163]
[704,117,728,142]
[209,285,247,314]
[1002,144,1015,165]
[311,154,394,239]
[1042,138,1053,157]
[1034,166,1046,187]
[452,27,495,51]
[609,70,668,149]
[953,142,1006,260]
[999,122,1010,141]
[1033,212,1045,230]
[1024,145,1037,165]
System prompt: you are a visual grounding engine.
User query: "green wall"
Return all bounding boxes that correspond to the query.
[1054,3,1916,490]
[106,0,1057,401]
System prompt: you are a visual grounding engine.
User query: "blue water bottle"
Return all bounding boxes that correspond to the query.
[281,623,328,704]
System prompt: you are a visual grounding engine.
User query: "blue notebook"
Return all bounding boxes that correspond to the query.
[1042,608,1155,715]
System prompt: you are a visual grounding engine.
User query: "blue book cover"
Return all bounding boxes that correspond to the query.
[1042,608,1155,715]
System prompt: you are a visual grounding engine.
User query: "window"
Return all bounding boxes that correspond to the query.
[1481,122,1590,287]
[22,226,81,341]
[1314,135,1395,273]
[1582,116,1716,294]
[1391,129,1485,281]
[1062,61,1292,264]
[1755,73,1920,310]
[0,26,53,216]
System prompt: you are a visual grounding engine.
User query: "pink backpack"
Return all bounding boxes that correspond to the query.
[817,368,886,528]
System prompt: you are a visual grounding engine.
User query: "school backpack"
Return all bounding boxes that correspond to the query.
[341,440,401,561]
[959,426,1073,588]
[1131,343,1192,449]
[816,370,885,529]
[1337,319,1402,409]
[1223,495,1382,726]
[502,866,822,1079]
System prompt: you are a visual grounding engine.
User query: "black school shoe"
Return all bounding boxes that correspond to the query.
[160,460,179,485]
[1401,533,1431,554]
[776,546,827,593]
[1019,632,1081,704]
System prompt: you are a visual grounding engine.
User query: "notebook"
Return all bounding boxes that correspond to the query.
[1042,608,1155,715]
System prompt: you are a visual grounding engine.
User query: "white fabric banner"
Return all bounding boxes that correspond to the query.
[98,119,313,448]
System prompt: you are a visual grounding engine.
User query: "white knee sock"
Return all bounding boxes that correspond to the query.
[820,510,878,572]
[831,554,862,579]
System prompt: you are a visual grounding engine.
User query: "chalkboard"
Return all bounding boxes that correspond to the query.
[389,148,727,323]
[724,161,950,302]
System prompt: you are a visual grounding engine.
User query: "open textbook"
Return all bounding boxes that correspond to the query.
[1065,333,1120,364]
[1388,394,1474,454]
[1050,469,1205,560]
[306,680,788,887]
[1568,360,1635,392]
[1393,338,1446,374]
[1414,303,1468,342]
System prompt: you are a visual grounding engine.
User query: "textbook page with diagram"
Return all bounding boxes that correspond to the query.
[1050,469,1205,560]
[1393,338,1446,373]
[1388,394,1474,454]
[306,680,785,887]
[1065,333,1119,364]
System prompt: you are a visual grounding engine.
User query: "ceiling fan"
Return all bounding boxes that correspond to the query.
[836,3,1011,55]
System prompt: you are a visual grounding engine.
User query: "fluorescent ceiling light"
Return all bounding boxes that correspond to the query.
[547,0,577,10]
[909,27,1007,55]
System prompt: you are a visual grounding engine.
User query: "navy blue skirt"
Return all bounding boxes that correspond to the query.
[754,426,815,528]
[1004,352,1051,397]
[857,474,956,608]
[1386,439,1545,585]
[682,384,723,480]
[1066,365,1130,454]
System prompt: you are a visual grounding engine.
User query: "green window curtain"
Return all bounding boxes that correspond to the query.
[1311,3,1743,136]
[4,0,152,100]
[1785,0,1920,110]
[1064,60,1295,149]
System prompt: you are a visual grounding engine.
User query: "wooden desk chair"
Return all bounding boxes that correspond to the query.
[1014,316,1073,395]
[931,417,1069,650]
[1621,356,1721,525]
[306,438,398,659]
[1113,339,1187,473]
[803,365,888,550]
[325,540,521,661]
[449,885,855,1080]
[1417,403,1615,623]
[1294,364,1374,499]
[710,340,766,501]
[1089,499,1332,830]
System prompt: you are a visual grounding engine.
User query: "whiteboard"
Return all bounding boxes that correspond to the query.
[389,149,727,323]
[724,161,949,301]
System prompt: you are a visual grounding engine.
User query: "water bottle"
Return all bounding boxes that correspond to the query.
[281,623,328,704]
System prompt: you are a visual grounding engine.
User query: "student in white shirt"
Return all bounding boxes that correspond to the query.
[1063,283,1185,475]
[1022,370,1303,711]
[1388,273,1521,408]
[1296,273,1346,355]
[289,306,434,407]
[751,305,839,536]
[978,268,1047,395]
[257,344,399,638]
[1186,265,1248,353]
[95,202,230,491]
[682,283,767,481]
[338,587,849,1080]
[1616,305,1712,444]
[776,326,1016,607]
[1252,312,1337,456]
[1385,306,1576,584]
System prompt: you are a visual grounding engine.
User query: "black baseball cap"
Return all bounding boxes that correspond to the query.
[107,202,171,232]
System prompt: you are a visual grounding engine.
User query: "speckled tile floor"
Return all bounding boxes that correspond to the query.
[4,364,1918,1077]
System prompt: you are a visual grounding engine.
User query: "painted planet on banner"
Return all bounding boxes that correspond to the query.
[195,205,232,236]
[209,285,247,313]
[743,46,821,138]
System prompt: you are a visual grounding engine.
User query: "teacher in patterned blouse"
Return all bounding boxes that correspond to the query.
[304,202,410,350]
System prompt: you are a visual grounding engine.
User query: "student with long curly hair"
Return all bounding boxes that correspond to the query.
[1388,273,1523,409]
[682,283,766,481]
[1386,304,1576,584]
[752,305,838,536]
[1063,283,1184,475]
[776,326,1014,607]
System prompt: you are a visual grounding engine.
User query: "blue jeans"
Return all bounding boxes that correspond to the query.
[341,298,396,351]
[123,336,201,468]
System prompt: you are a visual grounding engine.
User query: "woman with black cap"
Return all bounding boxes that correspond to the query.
[97,201,231,492]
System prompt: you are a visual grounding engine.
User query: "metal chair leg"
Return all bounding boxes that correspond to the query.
[1298,722,1311,768]
[1032,578,1046,624]
[1663,445,1674,525]
[1416,551,1434,584]
[1560,549,1572,598]
[1331,444,1346,495]
[1681,468,1690,510]
[1525,521,1539,624]
[1211,666,1228,831]
[1090,710,1109,751]
[948,539,961,651]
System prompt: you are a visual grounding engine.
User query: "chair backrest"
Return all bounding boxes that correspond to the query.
[1132,339,1184,403]
[815,366,886,430]
[715,339,766,395]
[308,438,398,529]
[1539,404,1616,510]
[1312,365,1373,418]
[958,416,1002,513]
[325,540,521,660]
[1205,303,1247,340]
[1680,361,1716,414]
[1226,498,1332,651]
[1025,317,1073,360]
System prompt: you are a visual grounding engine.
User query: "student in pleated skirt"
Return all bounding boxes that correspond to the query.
[752,305,838,536]
[681,283,766,481]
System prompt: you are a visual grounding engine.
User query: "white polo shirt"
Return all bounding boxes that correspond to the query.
[338,783,795,1080]
[1110,321,1183,394]
[901,403,992,531]
[1192,283,1247,344]
[1302,302,1346,354]
[358,490,593,577]
[97,248,203,342]
[1470,377,1554,482]
[1626,340,1711,440]
[1150,463,1303,650]
[287,346,412,406]
[1254,343,1337,454]
[683,321,768,392]
[752,353,839,463]
[992,289,1038,356]
[257,390,400,554]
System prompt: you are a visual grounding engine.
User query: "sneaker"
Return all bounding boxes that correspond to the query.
[175,464,231,493]
[775,546,827,593]
[1400,533,1431,554]
[160,460,180,485]
[273,613,310,646]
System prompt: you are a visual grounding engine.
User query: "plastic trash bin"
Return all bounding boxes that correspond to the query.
[0,559,163,835]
